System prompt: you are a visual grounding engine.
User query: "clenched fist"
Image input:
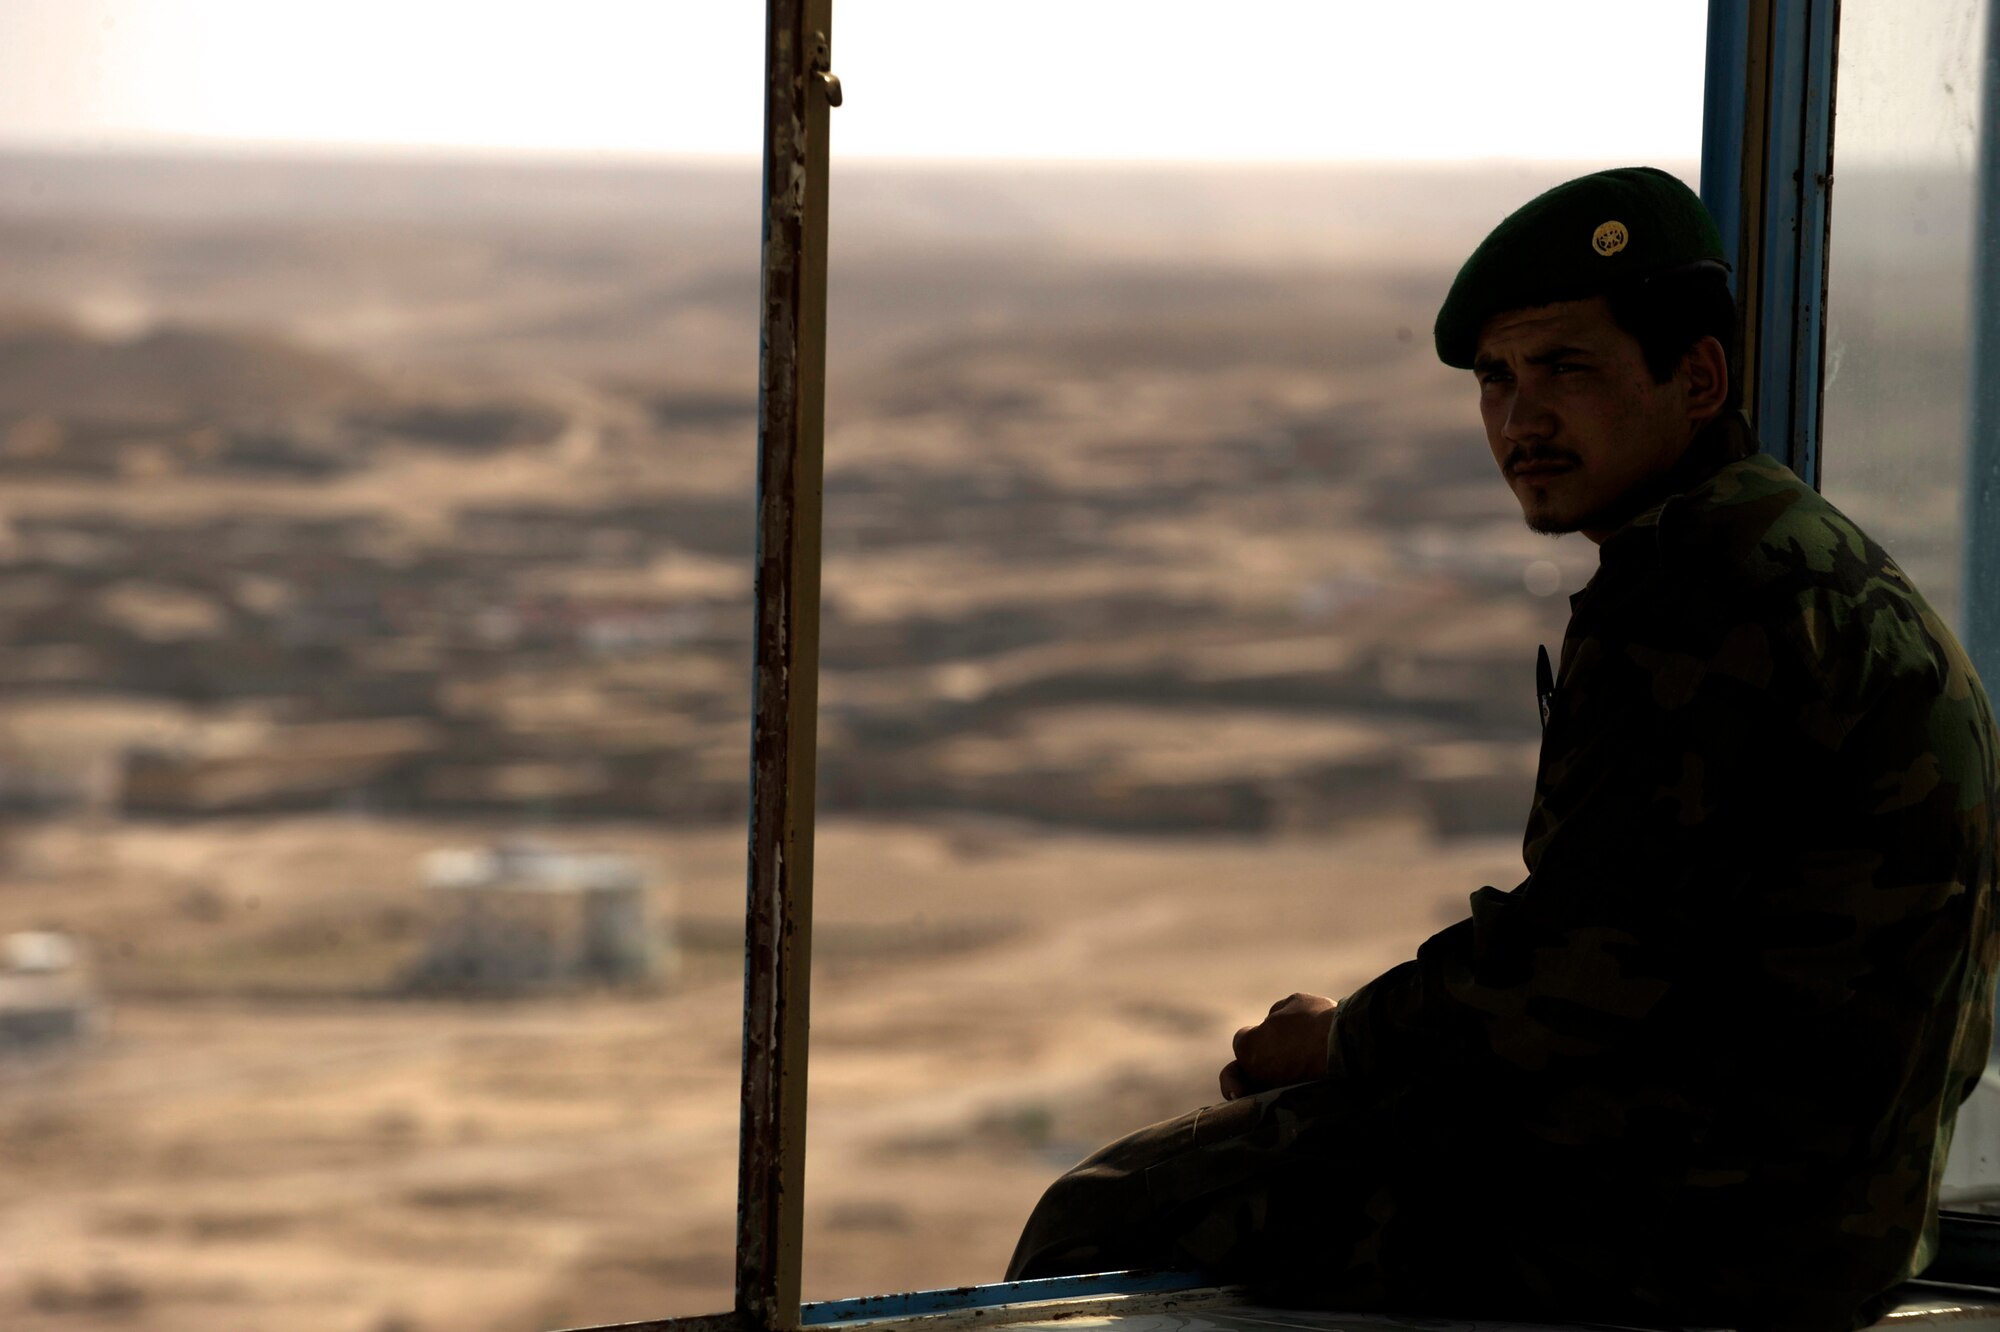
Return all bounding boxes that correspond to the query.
[1219,992,1337,1100]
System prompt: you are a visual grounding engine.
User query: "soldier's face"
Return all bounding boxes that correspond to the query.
[1472,297,1699,542]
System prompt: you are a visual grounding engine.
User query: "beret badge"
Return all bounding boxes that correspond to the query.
[1432,167,1727,368]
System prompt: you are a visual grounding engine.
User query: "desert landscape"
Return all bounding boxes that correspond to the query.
[0,150,1967,1332]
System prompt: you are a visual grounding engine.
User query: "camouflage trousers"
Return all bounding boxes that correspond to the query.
[1004,1077,1537,1309]
[1006,1081,1347,1287]
[1005,1077,1904,1332]
[1002,1077,1806,1328]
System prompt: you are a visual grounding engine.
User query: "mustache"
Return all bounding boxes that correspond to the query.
[1505,447,1581,473]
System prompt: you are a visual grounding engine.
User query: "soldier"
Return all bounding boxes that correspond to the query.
[1006,167,2000,1332]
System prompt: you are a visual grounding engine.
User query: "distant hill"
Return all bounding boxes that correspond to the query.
[0,311,377,424]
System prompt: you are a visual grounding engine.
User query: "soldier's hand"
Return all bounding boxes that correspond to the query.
[1219,992,1337,1101]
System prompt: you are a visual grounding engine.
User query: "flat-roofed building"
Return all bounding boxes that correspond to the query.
[406,844,666,993]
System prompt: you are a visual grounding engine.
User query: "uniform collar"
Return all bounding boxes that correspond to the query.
[1595,412,1762,558]
[1571,412,1769,610]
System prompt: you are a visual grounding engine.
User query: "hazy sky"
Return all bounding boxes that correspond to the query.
[0,0,1716,162]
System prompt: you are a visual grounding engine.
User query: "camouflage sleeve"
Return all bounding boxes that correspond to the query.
[1326,555,1940,1099]
[1330,514,2000,1146]
[1327,586,1751,1092]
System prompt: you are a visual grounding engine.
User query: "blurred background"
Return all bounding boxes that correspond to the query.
[0,2,1973,1329]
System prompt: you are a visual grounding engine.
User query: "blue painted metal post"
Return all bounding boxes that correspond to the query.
[1701,0,1752,289]
[1697,0,1842,482]
[1969,0,2000,688]
[1755,0,1840,487]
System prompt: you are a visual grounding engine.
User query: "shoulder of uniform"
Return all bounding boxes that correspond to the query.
[1652,451,1860,594]
[1647,450,1967,716]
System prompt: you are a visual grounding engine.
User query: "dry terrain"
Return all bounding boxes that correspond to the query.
[0,151,1957,1332]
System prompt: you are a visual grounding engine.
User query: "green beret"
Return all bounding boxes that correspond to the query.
[1433,166,1727,368]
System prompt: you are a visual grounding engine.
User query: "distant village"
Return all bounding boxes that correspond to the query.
[0,332,1566,842]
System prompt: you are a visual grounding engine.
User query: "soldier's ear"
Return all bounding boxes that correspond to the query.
[1681,335,1729,424]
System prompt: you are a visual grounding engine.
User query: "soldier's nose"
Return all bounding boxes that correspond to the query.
[1504,395,1557,444]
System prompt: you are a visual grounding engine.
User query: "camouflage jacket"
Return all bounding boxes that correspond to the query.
[1328,416,2000,1330]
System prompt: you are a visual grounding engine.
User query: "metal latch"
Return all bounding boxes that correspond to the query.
[811,31,842,107]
